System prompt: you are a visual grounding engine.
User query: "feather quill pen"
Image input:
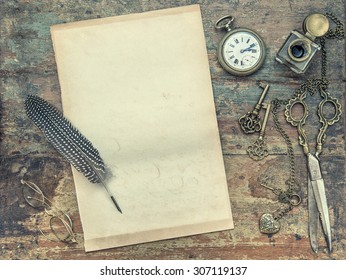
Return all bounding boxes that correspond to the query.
[25,95,122,213]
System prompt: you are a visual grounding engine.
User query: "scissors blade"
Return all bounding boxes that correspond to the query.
[308,154,332,252]
[311,178,332,252]
[308,177,319,253]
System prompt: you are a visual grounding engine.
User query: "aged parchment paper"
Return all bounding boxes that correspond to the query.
[51,4,233,252]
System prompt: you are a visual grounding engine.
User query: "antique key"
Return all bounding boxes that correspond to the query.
[247,103,270,160]
[239,83,270,134]
[261,183,298,204]
[261,183,282,196]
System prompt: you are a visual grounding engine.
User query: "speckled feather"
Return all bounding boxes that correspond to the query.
[25,95,106,183]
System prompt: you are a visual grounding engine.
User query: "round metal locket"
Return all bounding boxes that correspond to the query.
[215,15,266,76]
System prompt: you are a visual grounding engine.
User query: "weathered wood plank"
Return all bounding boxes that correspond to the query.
[0,0,345,260]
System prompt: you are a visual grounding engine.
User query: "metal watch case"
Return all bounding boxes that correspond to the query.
[217,27,266,76]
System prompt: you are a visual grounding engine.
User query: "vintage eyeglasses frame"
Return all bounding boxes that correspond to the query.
[21,179,77,244]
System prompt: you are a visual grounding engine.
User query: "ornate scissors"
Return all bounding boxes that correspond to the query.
[285,87,341,253]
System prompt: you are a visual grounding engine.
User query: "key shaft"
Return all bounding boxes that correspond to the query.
[259,103,271,139]
[239,83,270,134]
[254,84,270,112]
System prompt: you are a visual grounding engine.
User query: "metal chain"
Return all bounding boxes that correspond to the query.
[268,98,297,220]
[324,13,344,39]
[275,205,293,220]
[271,99,296,194]
[262,13,344,220]
[295,13,344,97]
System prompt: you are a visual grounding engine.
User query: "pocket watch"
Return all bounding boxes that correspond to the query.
[215,15,266,76]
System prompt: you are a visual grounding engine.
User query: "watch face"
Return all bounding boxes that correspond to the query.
[219,29,265,75]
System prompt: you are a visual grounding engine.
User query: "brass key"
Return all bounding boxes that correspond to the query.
[260,183,282,196]
[239,83,270,134]
[261,183,301,206]
[247,102,270,160]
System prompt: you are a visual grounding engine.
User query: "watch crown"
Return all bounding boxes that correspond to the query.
[215,15,234,32]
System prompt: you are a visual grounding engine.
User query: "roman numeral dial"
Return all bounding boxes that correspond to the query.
[216,22,266,76]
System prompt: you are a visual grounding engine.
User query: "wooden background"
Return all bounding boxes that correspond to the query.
[0,0,345,260]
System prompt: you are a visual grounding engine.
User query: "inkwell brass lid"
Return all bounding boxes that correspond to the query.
[303,13,329,39]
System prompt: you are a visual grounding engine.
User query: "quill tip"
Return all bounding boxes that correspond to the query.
[111,196,123,214]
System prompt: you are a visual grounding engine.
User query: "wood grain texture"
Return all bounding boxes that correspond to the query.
[0,0,345,259]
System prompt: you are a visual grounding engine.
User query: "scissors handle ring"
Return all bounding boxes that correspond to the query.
[316,89,342,155]
[318,91,341,126]
[285,95,310,154]
[285,97,309,127]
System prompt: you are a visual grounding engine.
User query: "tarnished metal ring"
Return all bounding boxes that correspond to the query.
[287,38,312,62]
[215,15,234,32]
[318,95,342,125]
[285,97,309,126]
[289,194,302,206]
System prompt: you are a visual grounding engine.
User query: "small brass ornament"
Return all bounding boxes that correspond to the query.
[259,213,281,234]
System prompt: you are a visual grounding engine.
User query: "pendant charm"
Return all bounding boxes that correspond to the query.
[259,213,281,234]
